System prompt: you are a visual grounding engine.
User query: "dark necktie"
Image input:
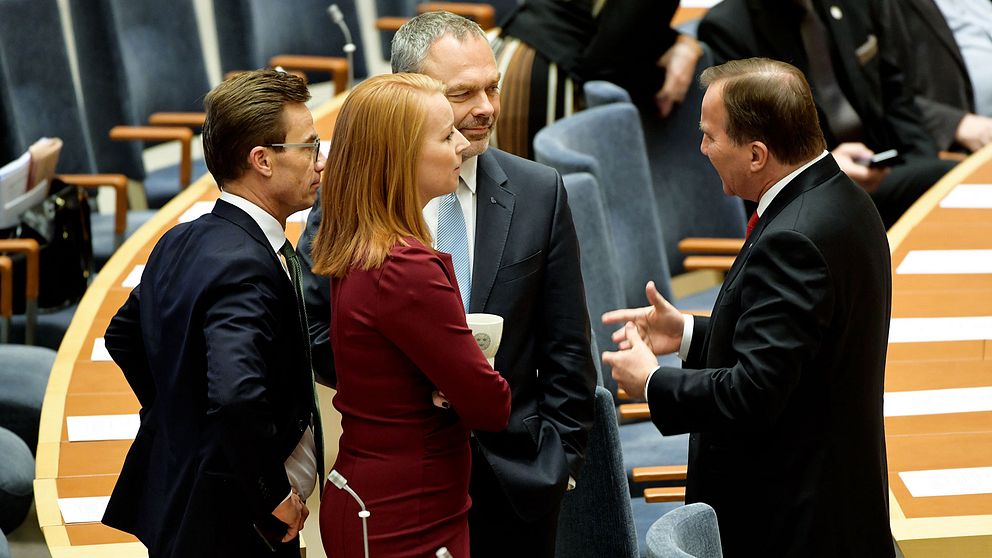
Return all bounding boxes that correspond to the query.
[796,0,863,143]
[746,211,759,240]
[279,239,324,485]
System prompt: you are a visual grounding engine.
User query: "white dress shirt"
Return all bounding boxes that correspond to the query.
[644,151,830,401]
[424,155,479,259]
[218,192,319,501]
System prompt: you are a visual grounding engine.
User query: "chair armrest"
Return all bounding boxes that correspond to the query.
[939,150,967,162]
[109,125,194,187]
[683,255,736,272]
[418,2,495,29]
[617,388,631,400]
[678,237,743,255]
[268,55,349,94]
[0,255,11,319]
[0,238,40,344]
[375,16,409,31]
[632,465,687,483]
[57,174,129,245]
[619,402,650,422]
[148,112,206,128]
[644,486,686,503]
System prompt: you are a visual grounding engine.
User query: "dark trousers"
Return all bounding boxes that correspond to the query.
[468,441,561,558]
[872,157,958,228]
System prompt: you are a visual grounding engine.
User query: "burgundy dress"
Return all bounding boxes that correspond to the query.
[320,239,511,558]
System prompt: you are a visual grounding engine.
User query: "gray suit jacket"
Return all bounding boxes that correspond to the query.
[298,147,597,522]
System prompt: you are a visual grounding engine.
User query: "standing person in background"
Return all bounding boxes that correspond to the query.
[604,58,894,557]
[311,72,510,558]
[103,69,323,557]
[297,11,598,558]
[493,0,703,158]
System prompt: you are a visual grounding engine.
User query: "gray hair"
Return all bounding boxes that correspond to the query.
[391,11,487,73]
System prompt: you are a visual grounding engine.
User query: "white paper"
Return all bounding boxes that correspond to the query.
[940,184,992,208]
[680,0,721,7]
[889,316,992,343]
[122,264,144,288]
[66,414,139,442]
[899,466,992,498]
[91,337,111,361]
[178,200,215,223]
[896,250,992,275]
[287,207,312,224]
[57,496,111,524]
[884,386,992,417]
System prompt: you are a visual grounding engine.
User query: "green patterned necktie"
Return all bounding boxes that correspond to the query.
[279,239,324,486]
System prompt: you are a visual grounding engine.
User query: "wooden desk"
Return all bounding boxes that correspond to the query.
[886,143,992,557]
[34,94,346,557]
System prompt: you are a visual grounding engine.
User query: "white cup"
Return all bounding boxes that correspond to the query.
[466,313,503,366]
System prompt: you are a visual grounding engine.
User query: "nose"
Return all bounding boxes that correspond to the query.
[469,90,494,118]
[454,129,470,154]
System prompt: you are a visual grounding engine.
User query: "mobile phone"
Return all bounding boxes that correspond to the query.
[856,149,901,168]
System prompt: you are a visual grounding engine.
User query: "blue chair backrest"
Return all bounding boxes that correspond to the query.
[561,172,625,393]
[647,502,724,558]
[534,103,674,306]
[214,0,368,81]
[556,386,639,558]
[0,0,95,174]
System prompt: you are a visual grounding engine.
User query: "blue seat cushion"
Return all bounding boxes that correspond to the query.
[0,345,57,452]
[144,157,209,209]
[0,426,34,533]
[620,420,689,497]
[631,496,682,558]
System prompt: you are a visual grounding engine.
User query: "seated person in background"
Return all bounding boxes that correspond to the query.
[699,0,957,228]
[493,0,702,158]
[904,0,992,153]
[932,0,992,137]
[310,72,511,558]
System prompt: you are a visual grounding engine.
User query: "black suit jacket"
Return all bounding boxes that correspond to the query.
[647,156,893,557]
[904,0,975,151]
[299,148,597,522]
[103,200,315,557]
[699,0,936,157]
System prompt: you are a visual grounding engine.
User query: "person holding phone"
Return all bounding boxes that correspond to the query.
[310,73,511,558]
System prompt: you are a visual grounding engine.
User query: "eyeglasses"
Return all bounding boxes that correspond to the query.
[263,138,321,162]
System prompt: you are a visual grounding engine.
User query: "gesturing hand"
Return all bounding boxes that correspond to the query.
[602,322,661,400]
[601,281,684,357]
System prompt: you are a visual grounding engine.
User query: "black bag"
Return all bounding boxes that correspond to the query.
[2,178,94,312]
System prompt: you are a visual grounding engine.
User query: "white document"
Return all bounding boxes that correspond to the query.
[884,386,992,417]
[896,250,992,275]
[287,207,312,224]
[122,264,144,288]
[66,414,139,442]
[889,316,992,343]
[178,200,215,223]
[91,337,111,361]
[57,496,111,524]
[940,184,992,208]
[680,0,722,7]
[899,466,992,498]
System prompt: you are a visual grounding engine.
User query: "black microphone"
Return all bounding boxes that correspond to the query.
[326,3,356,91]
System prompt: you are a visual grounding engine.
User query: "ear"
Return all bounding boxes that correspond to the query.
[749,140,769,173]
[248,145,274,178]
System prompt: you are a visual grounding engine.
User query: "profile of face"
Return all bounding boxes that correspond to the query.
[699,83,755,201]
[416,92,470,206]
[267,102,327,219]
[421,33,501,160]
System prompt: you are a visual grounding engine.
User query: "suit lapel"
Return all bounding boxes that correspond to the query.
[471,150,515,312]
[907,0,969,77]
[211,199,289,286]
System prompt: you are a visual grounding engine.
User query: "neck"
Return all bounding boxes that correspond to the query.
[222,181,288,229]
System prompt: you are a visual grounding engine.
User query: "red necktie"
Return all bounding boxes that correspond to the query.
[746,212,759,240]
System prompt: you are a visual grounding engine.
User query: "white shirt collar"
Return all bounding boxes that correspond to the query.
[756,150,829,217]
[218,191,286,254]
[460,155,479,192]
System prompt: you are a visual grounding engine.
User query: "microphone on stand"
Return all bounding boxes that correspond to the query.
[326,3,356,92]
[328,469,371,558]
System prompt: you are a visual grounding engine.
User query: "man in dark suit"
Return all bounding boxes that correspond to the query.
[698,0,956,228]
[103,70,324,557]
[904,0,992,152]
[298,11,597,558]
[603,59,894,557]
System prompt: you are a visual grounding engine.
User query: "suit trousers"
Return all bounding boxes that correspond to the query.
[872,157,957,228]
[468,439,561,558]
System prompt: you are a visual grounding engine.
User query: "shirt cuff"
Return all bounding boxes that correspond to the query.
[678,314,694,361]
[643,367,659,404]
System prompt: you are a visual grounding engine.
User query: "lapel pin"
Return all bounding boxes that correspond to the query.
[490,196,497,204]
[830,5,843,20]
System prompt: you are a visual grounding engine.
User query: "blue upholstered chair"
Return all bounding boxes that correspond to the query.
[555,386,640,558]
[68,0,210,208]
[646,503,724,558]
[0,528,9,558]
[0,344,56,453]
[0,426,34,534]
[213,0,367,91]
